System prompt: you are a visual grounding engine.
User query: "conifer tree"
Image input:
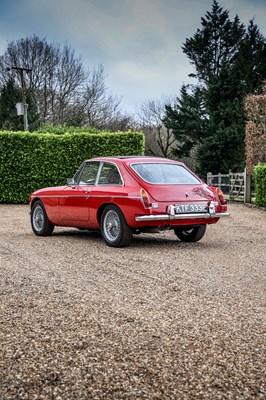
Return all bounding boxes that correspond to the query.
[0,79,24,130]
[165,0,266,175]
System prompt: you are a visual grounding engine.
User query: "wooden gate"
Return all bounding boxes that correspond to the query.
[229,172,245,199]
[207,168,252,202]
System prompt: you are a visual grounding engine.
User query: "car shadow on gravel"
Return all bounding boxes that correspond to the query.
[50,228,218,250]
[128,235,221,250]
[52,228,102,240]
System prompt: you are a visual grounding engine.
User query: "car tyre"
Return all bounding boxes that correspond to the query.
[101,205,132,247]
[31,200,54,236]
[174,225,206,242]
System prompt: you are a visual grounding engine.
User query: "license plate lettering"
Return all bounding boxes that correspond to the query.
[174,203,207,213]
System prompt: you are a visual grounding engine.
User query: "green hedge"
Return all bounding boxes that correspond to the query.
[37,124,100,135]
[253,163,266,207]
[0,130,144,204]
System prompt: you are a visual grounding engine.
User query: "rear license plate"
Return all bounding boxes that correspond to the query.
[175,203,207,213]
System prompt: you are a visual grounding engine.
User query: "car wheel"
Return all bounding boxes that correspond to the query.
[101,205,132,247]
[174,225,206,242]
[31,200,54,236]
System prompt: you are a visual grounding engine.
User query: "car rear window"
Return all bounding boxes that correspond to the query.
[130,163,201,184]
[98,163,122,185]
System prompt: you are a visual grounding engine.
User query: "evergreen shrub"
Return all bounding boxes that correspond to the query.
[0,130,144,203]
[253,163,266,207]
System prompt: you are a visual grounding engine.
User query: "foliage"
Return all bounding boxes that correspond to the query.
[234,20,266,95]
[197,125,246,176]
[37,124,100,135]
[182,1,245,83]
[253,163,266,207]
[199,65,246,175]
[164,0,266,176]
[244,91,266,174]
[0,130,144,204]
[164,85,208,161]
[0,78,40,131]
[0,79,24,131]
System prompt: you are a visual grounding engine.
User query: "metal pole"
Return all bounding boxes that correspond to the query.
[10,67,32,131]
[19,69,28,131]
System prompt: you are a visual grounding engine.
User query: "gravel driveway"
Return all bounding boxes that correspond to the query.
[0,202,265,399]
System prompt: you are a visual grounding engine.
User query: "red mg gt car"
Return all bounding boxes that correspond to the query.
[30,156,229,247]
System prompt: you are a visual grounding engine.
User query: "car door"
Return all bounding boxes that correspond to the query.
[88,161,126,227]
[59,161,100,227]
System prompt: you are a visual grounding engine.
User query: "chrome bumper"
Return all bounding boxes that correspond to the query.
[135,211,230,222]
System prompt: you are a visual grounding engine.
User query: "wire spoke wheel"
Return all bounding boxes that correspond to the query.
[104,209,121,242]
[101,205,132,247]
[32,205,45,233]
[31,200,54,236]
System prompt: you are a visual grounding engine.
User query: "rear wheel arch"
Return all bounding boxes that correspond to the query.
[97,202,129,225]
[97,202,113,225]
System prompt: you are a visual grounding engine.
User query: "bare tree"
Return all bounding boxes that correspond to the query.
[137,96,176,157]
[74,64,134,131]
[0,37,134,130]
[0,36,86,125]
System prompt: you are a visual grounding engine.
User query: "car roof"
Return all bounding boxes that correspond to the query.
[87,156,183,165]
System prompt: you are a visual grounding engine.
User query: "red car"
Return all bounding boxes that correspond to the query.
[30,156,229,247]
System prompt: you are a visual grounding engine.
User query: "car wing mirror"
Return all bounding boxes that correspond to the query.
[67,178,75,185]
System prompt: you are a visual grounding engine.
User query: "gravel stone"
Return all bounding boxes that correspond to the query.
[0,203,265,399]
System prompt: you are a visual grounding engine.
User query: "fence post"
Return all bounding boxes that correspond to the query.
[244,168,252,203]
[218,173,222,189]
[229,170,232,199]
[207,172,212,186]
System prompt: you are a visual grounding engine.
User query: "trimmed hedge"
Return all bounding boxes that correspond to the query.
[0,130,144,204]
[253,163,266,207]
[37,124,100,135]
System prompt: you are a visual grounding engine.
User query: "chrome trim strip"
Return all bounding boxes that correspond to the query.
[33,195,141,200]
[135,212,230,222]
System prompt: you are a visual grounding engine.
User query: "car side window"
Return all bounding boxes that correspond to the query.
[98,163,122,185]
[78,162,100,185]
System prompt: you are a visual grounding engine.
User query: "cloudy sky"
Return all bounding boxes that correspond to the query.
[0,0,265,113]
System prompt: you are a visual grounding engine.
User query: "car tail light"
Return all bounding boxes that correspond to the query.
[216,188,227,205]
[140,188,152,209]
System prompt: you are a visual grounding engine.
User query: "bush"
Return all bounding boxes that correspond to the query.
[0,130,144,203]
[253,163,266,207]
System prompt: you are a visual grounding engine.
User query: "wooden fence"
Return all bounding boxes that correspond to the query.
[207,168,253,203]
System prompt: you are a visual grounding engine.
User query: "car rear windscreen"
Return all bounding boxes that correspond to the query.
[131,163,201,184]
